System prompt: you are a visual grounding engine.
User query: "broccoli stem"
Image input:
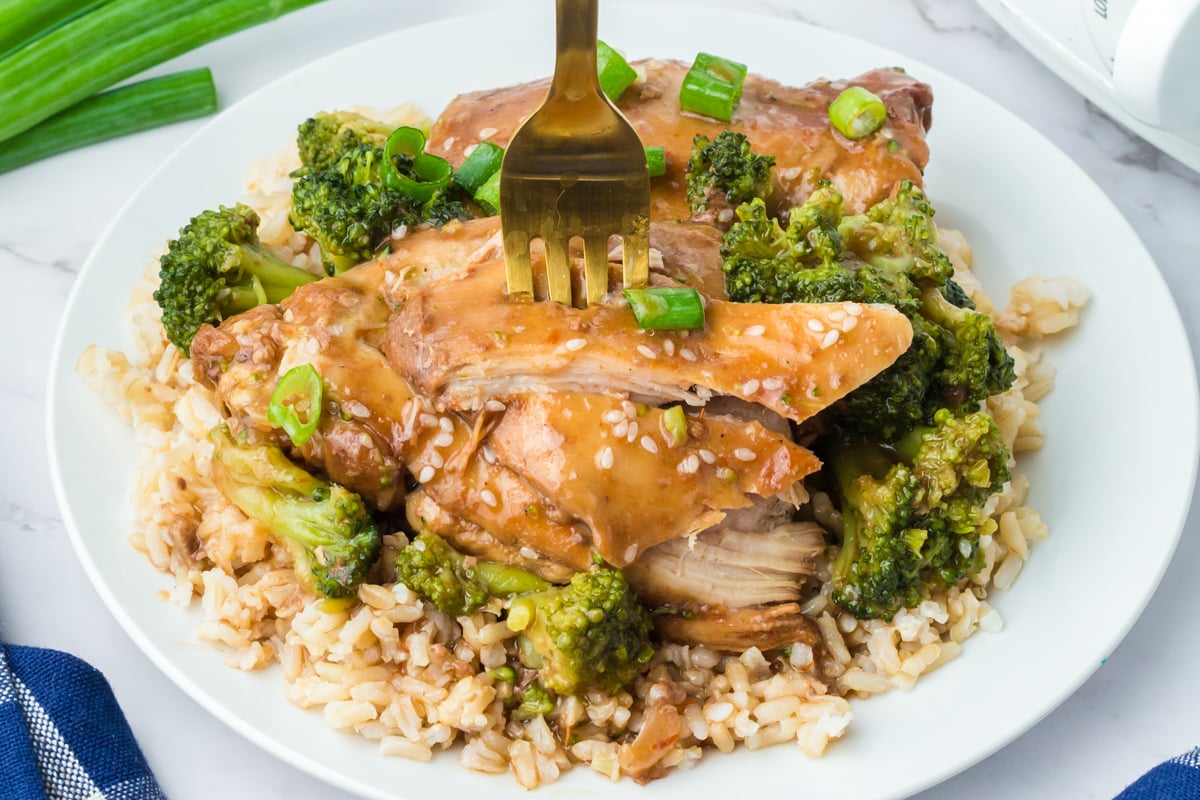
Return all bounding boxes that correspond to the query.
[0,0,111,57]
[0,68,216,175]
[0,0,322,144]
[236,246,320,302]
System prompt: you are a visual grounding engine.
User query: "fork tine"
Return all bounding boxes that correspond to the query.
[544,236,572,305]
[503,229,533,299]
[583,235,610,306]
[622,232,650,290]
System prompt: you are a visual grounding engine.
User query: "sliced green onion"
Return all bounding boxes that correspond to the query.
[645,145,665,178]
[453,140,504,194]
[474,169,501,215]
[268,363,323,447]
[0,68,217,174]
[679,52,747,122]
[623,287,706,330]
[381,126,453,203]
[597,39,637,100]
[662,405,688,446]
[828,86,888,140]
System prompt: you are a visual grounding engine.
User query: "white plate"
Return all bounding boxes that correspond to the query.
[47,6,1199,800]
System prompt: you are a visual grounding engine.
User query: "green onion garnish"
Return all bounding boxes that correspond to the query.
[828,86,888,140]
[662,405,688,446]
[623,287,706,330]
[453,141,504,194]
[597,39,637,100]
[381,126,453,203]
[0,68,217,175]
[678,52,747,122]
[474,169,501,215]
[268,363,323,447]
[0,0,322,146]
[645,145,666,178]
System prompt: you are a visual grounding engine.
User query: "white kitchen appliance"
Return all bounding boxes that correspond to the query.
[975,0,1200,171]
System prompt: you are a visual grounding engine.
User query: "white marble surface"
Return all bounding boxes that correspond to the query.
[2,1,1198,798]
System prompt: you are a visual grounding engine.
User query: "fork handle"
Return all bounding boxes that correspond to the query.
[550,0,601,100]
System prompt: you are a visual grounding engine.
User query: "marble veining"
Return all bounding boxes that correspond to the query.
[1,2,1197,799]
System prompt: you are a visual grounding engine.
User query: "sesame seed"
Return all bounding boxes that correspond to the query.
[603,409,624,424]
[745,324,766,337]
[564,338,587,351]
[762,377,784,391]
[807,319,825,333]
[621,400,637,418]
[419,413,438,427]
[734,448,756,462]
[680,348,697,362]
[677,454,700,474]
[698,449,717,464]
[637,344,657,359]
[432,431,454,448]
[519,547,540,560]
[828,309,846,322]
[624,544,639,562]
[845,302,863,316]
[613,420,629,438]
[663,339,675,356]
[481,445,497,464]
[345,400,370,418]
[717,208,734,224]
[429,451,445,469]
[822,330,840,349]
[417,466,435,483]
[439,417,453,433]
[640,436,658,454]
[626,421,639,443]
[485,399,506,412]
[742,379,760,395]
[842,315,858,333]
[478,127,498,138]
[480,489,498,507]
[596,446,614,470]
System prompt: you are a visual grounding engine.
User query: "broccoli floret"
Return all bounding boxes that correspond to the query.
[510,682,555,721]
[394,531,549,617]
[827,409,1010,620]
[290,142,471,275]
[292,110,393,176]
[505,569,653,696]
[720,180,1015,440]
[686,131,775,214]
[153,204,319,353]
[839,179,954,285]
[921,286,1016,411]
[209,427,380,598]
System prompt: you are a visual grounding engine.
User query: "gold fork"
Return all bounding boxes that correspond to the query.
[499,0,650,306]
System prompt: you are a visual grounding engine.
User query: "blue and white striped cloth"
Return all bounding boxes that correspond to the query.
[1117,747,1200,800]
[0,638,165,800]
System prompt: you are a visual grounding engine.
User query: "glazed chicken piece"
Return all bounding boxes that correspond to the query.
[428,60,932,219]
[386,257,914,421]
[623,497,826,650]
[485,393,820,566]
